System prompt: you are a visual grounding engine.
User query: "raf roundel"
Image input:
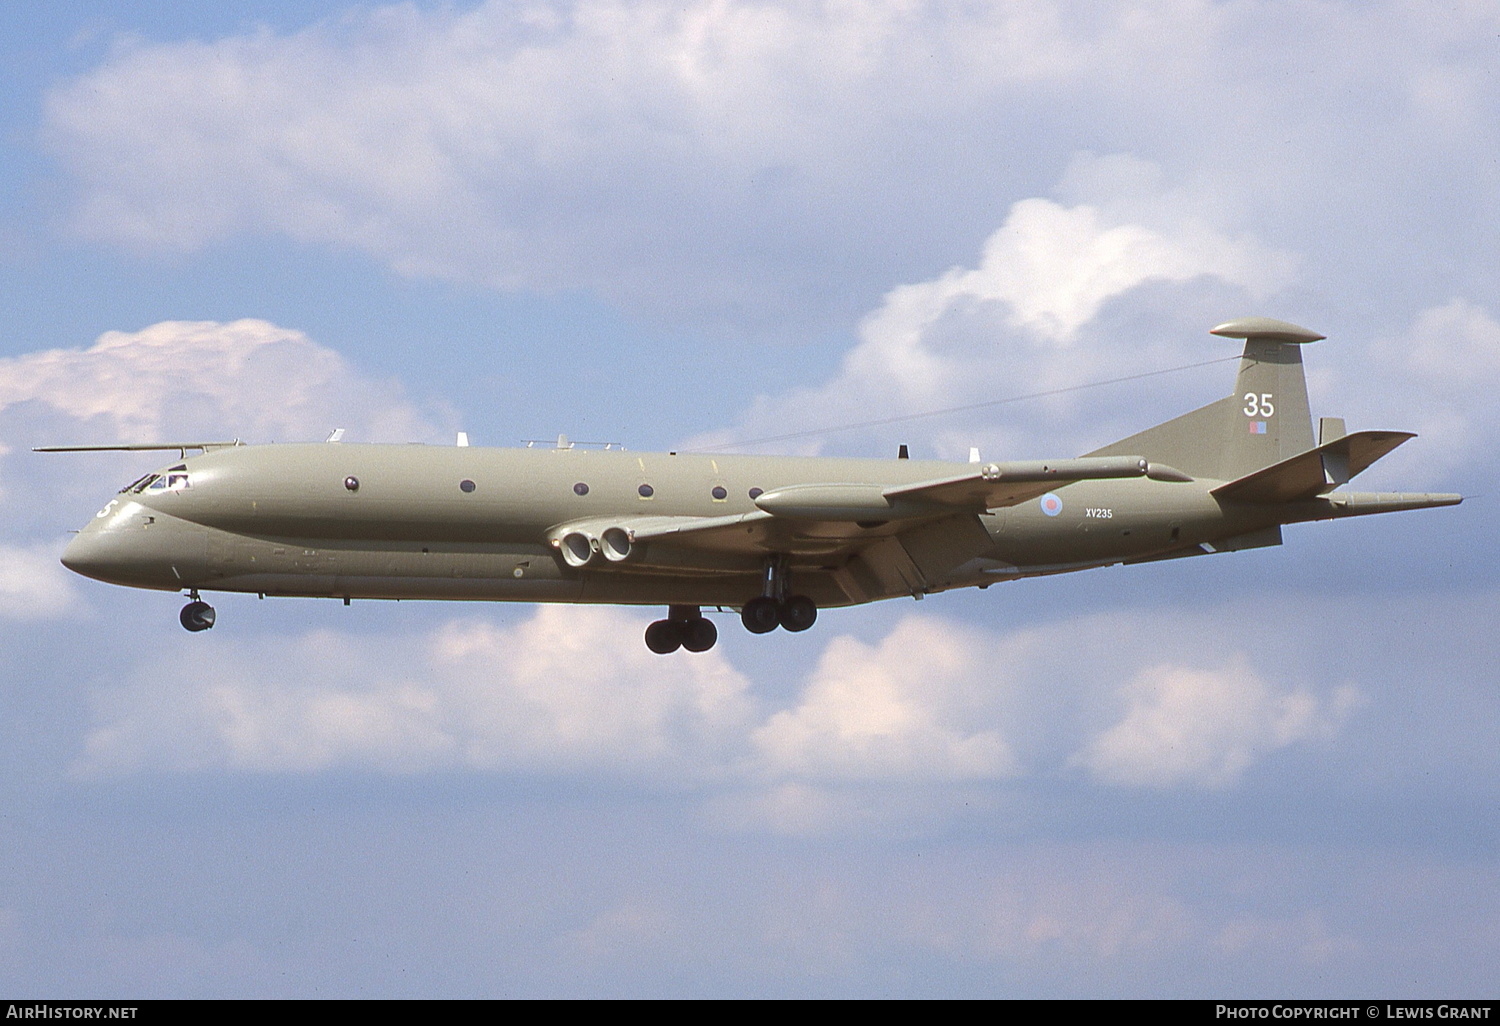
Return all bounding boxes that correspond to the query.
[1040,492,1063,517]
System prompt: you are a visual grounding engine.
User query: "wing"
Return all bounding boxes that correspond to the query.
[878,454,1151,509]
[549,510,874,569]
[546,455,1151,574]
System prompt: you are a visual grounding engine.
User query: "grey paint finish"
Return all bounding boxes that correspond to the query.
[49,319,1462,648]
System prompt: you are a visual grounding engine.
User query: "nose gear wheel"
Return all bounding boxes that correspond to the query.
[180,599,216,632]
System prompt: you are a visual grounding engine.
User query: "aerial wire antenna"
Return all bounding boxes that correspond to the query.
[686,354,1241,453]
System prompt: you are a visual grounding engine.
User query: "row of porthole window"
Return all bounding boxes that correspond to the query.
[346,476,477,493]
[344,476,761,500]
[573,482,762,500]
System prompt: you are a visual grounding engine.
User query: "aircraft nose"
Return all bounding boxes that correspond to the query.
[61,524,117,581]
[59,504,196,589]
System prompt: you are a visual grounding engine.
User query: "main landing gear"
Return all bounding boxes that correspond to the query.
[739,594,816,634]
[645,605,718,654]
[179,590,216,632]
[642,557,818,654]
[740,554,817,635]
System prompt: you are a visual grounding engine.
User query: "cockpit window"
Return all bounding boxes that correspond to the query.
[125,465,189,494]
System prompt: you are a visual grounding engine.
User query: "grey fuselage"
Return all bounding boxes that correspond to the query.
[62,440,1347,611]
[55,320,1465,632]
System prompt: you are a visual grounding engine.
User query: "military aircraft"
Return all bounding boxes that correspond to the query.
[42,317,1460,653]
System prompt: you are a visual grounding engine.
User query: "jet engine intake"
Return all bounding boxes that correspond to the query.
[600,526,633,562]
[560,530,598,567]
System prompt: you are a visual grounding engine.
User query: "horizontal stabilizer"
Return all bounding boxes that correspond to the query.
[1212,431,1414,503]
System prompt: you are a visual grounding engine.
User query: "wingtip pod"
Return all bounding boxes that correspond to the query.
[1210,318,1325,344]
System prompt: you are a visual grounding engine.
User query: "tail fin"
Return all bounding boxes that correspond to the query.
[1087,317,1321,480]
[1214,317,1319,480]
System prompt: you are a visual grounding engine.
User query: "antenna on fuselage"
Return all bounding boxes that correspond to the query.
[522,436,624,450]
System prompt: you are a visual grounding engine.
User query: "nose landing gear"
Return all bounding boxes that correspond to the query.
[179,591,216,632]
[644,605,718,654]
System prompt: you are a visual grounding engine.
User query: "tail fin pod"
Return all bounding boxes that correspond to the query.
[1086,318,1321,480]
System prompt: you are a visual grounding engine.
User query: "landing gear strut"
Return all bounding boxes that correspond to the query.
[645,605,718,654]
[740,556,817,635]
[179,590,216,632]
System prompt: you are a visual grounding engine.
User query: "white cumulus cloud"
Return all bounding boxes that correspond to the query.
[70,601,1369,837]
[1339,298,1500,485]
[0,319,437,446]
[73,605,756,779]
[750,615,1016,783]
[0,319,445,573]
[0,541,77,619]
[942,196,1290,346]
[691,168,1297,459]
[1073,658,1361,789]
[43,1,1500,332]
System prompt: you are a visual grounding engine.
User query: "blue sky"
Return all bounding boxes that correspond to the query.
[1,0,1497,997]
